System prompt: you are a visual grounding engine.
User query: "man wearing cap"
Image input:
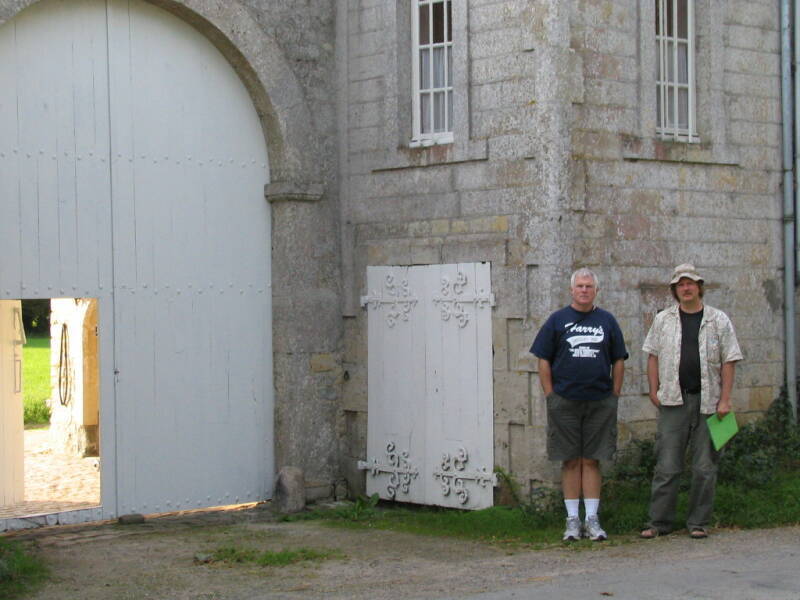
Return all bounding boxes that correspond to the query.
[531,268,628,542]
[640,264,743,539]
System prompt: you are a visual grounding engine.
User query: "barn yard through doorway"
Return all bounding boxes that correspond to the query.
[0,299,100,521]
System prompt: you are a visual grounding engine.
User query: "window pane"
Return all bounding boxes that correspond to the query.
[677,0,688,38]
[667,88,675,127]
[678,88,688,128]
[656,86,663,125]
[433,91,445,132]
[421,93,431,133]
[677,43,688,83]
[656,44,663,80]
[420,49,431,90]
[666,0,674,37]
[447,90,453,131]
[419,4,430,45]
[655,0,661,35]
[447,47,452,85]
[433,47,445,88]
[446,0,452,42]
[433,1,444,44]
[667,41,675,81]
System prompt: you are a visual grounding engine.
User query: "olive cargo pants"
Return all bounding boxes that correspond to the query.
[647,392,720,533]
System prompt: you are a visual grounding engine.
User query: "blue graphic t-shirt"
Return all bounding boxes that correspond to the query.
[530,305,628,402]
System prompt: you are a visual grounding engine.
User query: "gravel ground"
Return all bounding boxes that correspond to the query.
[7,506,800,600]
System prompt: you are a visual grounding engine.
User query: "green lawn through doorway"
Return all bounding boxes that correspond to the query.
[23,334,51,426]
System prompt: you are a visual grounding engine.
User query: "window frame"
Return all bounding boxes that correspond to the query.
[411,0,454,147]
[376,1,487,170]
[655,0,698,142]
[628,0,736,164]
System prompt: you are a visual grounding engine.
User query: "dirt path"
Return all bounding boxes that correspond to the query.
[8,506,800,600]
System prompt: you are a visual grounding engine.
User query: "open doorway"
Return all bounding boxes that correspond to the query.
[0,298,101,520]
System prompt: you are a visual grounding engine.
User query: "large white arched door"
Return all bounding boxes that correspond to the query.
[0,0,273,520]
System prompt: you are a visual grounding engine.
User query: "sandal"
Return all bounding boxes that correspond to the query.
[640,527,659,539]
[689,528,708,539]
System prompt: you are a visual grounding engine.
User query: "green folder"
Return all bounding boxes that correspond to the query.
[706,412,739,451]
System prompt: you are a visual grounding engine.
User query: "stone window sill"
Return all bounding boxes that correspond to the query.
[621,135,739,167]
[374,138,488,172]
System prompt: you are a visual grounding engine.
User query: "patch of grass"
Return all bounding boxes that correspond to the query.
[208,546,339,567]
[0,538,49,598]
[23,334,51,425]
[714,473,800,528]
[283,494,380,523]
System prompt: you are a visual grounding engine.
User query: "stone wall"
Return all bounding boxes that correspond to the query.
[339,0,785,498]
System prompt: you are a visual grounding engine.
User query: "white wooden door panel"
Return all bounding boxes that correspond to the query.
[425,263,494,509]
[107,0,272,513]
[0,0,113,298]
[362,264,495,510]
[362,267,427,504]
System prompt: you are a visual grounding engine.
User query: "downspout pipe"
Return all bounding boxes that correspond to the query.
[782,0,797,422]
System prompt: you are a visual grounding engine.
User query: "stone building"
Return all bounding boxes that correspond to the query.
[338,0,786,497]
[0,0,788,519]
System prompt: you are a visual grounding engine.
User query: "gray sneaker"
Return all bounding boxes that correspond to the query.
[584,515,607,541]
[562,516,582,541]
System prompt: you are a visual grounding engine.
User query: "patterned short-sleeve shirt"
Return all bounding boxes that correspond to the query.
[642,304,743,414]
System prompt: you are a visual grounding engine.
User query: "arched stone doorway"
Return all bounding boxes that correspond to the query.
[0,0,324,529]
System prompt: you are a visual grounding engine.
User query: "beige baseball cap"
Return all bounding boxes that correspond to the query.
[669,263,704,285]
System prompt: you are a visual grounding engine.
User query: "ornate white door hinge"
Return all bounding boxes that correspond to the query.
[432,447,496,505]
[358,441,419,499]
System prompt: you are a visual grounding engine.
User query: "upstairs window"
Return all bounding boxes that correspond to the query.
[655,0,697,141]
[411,0,453,146]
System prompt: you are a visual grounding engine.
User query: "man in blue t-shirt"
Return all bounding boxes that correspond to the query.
[531,268,628,541]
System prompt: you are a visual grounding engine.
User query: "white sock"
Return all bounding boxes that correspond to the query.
[584,498,600,519]
[564,498,580,519]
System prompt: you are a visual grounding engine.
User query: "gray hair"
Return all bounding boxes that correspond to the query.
[570,268,599,288]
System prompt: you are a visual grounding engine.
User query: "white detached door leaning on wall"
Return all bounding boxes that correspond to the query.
[360,263,496,509]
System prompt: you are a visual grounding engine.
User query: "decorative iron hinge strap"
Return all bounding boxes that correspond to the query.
[360,274,418,328]
[358,441,419,498]
[432,446,497,505]
[431,271,495,328]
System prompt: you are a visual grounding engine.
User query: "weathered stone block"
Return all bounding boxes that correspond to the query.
[508,423,530,483]
[492,265,527,318]
[310,353,339,373]
[351,193,459,226]
[492,317,509,371]
[472,53,534,85]
[348,30,385,59]
[509,318,536,371]
[349,125,382,152]
[470,27,522,59]
[470,2,519,31]
[441,237,507,264]
[576,105,638,135]
[494,423,511,471]
[348,76,383,102]
[273,466,306,514]
[409,238,442,264]
[473,78,536,112]
[747,385,778,412]
[461,187,545,217]
[493,371,530,424]
[727,23,781,54]
[341,364,367,412]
